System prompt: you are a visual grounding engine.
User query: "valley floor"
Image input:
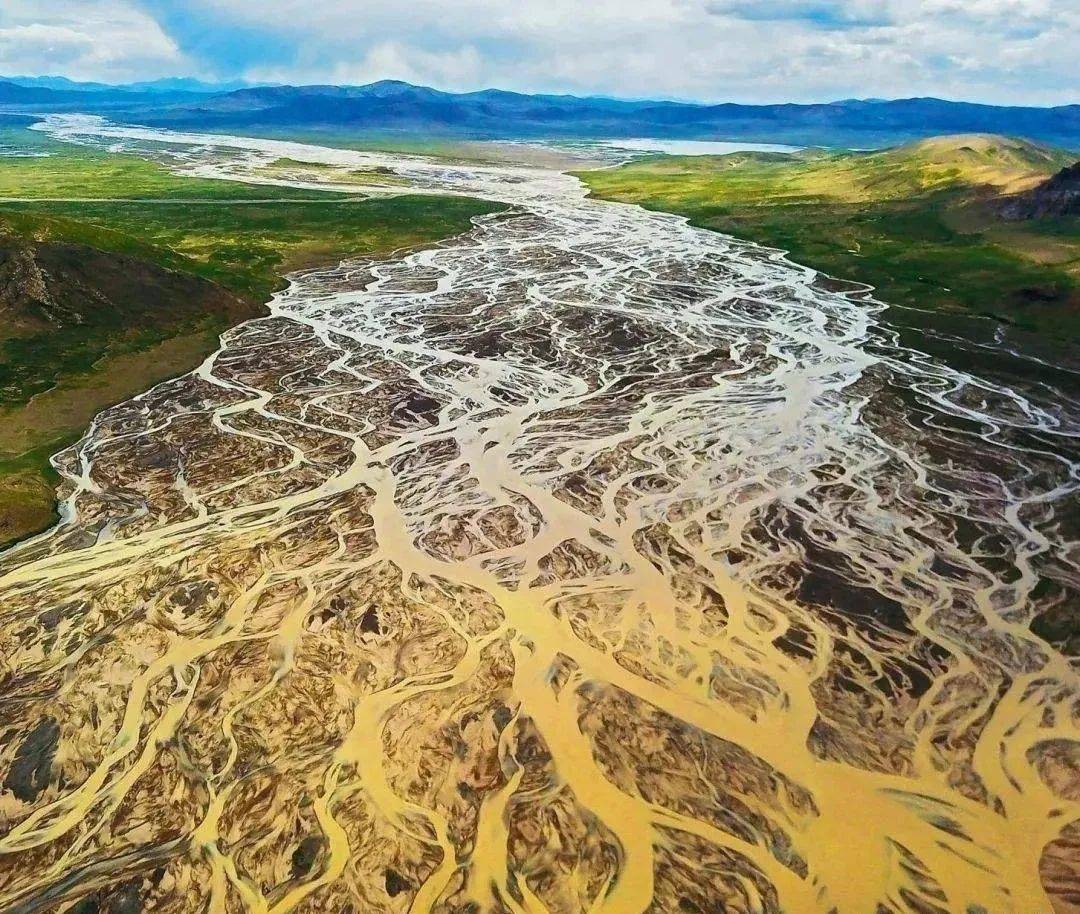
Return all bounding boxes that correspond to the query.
[0,118,1075,914]
[0,117,502,545]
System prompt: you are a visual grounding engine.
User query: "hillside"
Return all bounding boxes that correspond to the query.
[0,82,61,104]
[997,161,1080,220]
[579,134,1080,345]
[0,235,255,397]
[0,235,258,544]
[865,134,1072,195]
[140,86,1080,148]
[623,134,1071,203]
[3,77,1080,148]
[0,122,504,548]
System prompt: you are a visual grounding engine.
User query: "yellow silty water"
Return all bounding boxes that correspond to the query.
[0,118,1075,914]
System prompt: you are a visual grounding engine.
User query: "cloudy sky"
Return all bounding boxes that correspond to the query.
[1,0,1077,104]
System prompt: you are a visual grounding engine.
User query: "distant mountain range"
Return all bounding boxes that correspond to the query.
[2,77,1078,148]
[3,75,267,94]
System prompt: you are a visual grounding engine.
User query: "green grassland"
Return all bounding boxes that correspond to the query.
[0,121,503,547]
[256,158,410,187]
[0,125,325,201]
[0,194,500,303]
[578,134,1080,338]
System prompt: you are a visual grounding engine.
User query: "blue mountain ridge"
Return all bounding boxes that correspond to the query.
[1,78,1077,148]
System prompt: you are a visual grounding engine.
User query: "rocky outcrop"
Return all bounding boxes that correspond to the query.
[0,246,56,333]
[996,161,1080,220]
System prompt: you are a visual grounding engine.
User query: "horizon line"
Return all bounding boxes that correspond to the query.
[3,74,1078,112]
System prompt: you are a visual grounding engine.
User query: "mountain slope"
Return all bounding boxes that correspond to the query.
[884,134,1073,194]
[4,78,1079,147]
[146,85,1080,146]
[0,78,205,107]
[4,75,264,94]
[0,81,64,104]
[0,236,252,350]
[997,161,1080,220]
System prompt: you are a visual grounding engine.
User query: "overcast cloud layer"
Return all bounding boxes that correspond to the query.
[2,0,1077,104]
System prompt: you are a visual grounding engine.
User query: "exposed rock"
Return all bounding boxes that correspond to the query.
[290,835,324,879]
[997,161,1080,220]
[0,247,53,329]
[359,604,382,634]
[384,868,410,897]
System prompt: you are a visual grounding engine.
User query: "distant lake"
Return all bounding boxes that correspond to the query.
[598,138,802,156]
[492,137,804,167]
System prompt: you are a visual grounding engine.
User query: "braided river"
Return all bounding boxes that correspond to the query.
[0,116,1076,914]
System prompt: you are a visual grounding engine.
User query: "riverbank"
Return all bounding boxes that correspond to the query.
[576,134,1079,345]
[0,119,503,546]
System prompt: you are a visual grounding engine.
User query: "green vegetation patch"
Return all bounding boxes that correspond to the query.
[0,440,65,550]
[0,124,505,548]
[0,133,337,201]
[1,194,503,301]
[577,135,1080,337]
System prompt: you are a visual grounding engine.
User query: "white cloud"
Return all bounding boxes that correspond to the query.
[254,42,486,93]
[185,0,1080,104]
[3,0,1078,104]
[0,0,185,82]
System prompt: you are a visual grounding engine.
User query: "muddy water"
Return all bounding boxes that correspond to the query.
[0,117,1077,914]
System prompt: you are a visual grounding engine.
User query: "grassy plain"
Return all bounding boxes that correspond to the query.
[578,134,1080,338]
[0,120,502,546]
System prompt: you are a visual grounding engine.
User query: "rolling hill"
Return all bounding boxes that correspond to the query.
[579,134,1080,343]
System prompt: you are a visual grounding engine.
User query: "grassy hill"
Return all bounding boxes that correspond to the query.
[578,134,1080,340]
[0,122,503,547]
